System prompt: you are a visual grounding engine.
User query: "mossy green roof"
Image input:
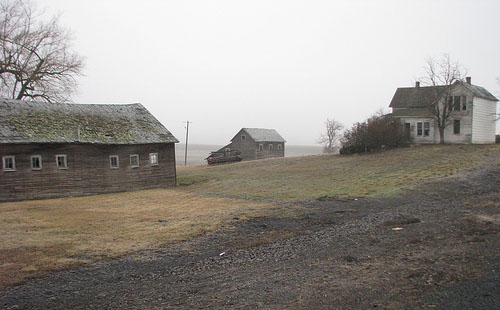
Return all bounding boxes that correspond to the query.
[0,100,178,144]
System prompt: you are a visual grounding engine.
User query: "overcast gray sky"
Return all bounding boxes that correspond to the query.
[37,0,500,145]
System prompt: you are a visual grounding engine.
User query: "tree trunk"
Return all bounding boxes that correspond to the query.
[438,126,445,144]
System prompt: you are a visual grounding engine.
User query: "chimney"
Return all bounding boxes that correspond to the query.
[466,77,471,85]
[415,81,420,88]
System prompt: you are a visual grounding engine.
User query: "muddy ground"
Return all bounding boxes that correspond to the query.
[1,162,500,309]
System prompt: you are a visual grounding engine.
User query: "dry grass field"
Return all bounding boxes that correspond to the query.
[0,191,278,287]
[1,144,499,288]
[177,144,500,200]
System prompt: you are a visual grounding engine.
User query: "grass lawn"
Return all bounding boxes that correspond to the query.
[177,144,500,200]
[1,144,499,287]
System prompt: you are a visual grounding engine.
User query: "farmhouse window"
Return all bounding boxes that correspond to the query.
[269,144,273,150]
[56,155,67,169]
[447,96,453,110]
[109,155,119,168]
[453,119,460,134]
[453,96,461,111]
[417,122,430,137]
[31,155,42,170]
[258,144,263,151]
[149,153,158,166]
[462,96,467,110]
[2,156,15,171]
[241,135,246,141]
[130,154,139,168]
[417,122,422,136]
[423,122,430,136]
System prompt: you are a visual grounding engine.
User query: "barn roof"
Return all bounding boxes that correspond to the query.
[389,81,498,109]
[0,100,179,144]
[232,128,286,142]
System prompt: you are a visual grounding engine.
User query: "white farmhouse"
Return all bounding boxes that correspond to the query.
[389,77,498,144]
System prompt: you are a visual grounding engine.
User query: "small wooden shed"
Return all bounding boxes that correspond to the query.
[217,128,286,161]
[0,100,179,202]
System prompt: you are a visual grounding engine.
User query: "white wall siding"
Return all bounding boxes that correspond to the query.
[398,117,437,144]
[472,97,497,144]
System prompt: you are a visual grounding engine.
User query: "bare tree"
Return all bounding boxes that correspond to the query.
[421,54,466,144]
[0,0,84,102]
[318,118,343,153]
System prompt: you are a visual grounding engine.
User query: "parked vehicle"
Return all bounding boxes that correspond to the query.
[205,150,242,165]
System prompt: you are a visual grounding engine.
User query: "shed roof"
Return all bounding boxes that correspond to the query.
[232,128,286,143]
[0,100,179,144]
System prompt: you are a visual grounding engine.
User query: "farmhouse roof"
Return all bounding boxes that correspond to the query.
[389,85,447,109]
[460,82,498,102]
[232,128,286,143]
[389,81,498,109]
[389,107,434,118]
[0,99,179,144]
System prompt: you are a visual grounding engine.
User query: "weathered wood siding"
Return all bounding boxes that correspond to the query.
[472,97,497,144]
[229,131,258,160]
[255,142,285,160]
[0,143,176,202]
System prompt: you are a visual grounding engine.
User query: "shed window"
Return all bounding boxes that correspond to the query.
[109,155,119,168]
[453,119,460,134]
[31,155,42,170]
[241,135,246,141]
[269,144,273,150]
[2,156,15,171]
[278,144,282,150]
[258,144,263,151]
[56,155,67,169]
[149,153,158,166]
[130,154,139,168]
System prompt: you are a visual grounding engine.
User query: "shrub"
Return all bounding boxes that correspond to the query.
[340,113,404,154]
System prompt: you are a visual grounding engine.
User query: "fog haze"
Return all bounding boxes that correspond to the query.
[37,0,500,145]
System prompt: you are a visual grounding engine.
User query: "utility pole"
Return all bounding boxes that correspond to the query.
[184,121,190,166]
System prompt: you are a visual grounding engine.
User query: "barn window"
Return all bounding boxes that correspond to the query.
[278,144,282,150]
[31,155,42,170]
[453,119,460,134]
[2,156,15,171]
[109,155,119,168]
[258,144,263,151]
[269,144,273,150]
[130,154,139,168]
[241,135,246,141]
[56,155,67,169]
[149,153,158,166]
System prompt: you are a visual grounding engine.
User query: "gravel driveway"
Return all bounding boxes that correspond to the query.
[1,163,499,309]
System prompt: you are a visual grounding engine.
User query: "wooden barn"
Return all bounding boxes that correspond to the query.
[216,128,286,161]
[0,100,179,202]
